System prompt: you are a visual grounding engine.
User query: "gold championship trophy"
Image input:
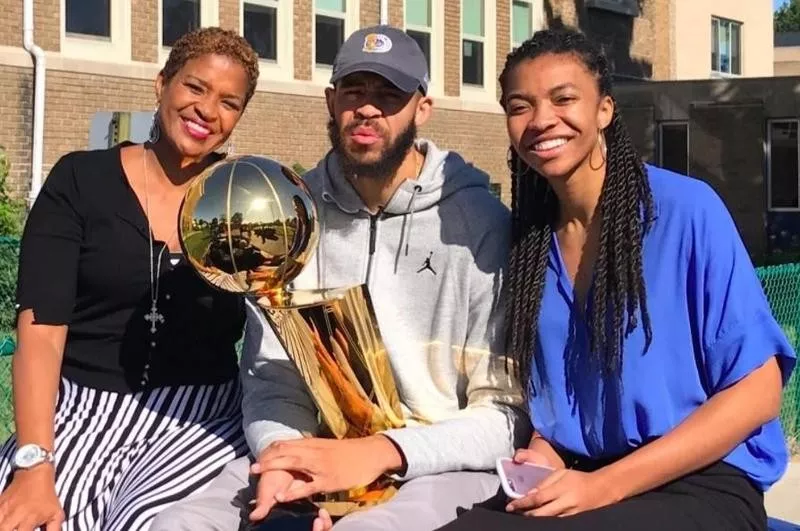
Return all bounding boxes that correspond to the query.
[178,155,406,516]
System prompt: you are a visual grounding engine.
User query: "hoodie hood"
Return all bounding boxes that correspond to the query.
[316,138,493,216]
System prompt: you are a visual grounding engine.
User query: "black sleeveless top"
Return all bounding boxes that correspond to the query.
[15,143,245,392]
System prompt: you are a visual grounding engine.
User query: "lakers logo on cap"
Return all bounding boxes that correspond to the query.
[362,33,393,53]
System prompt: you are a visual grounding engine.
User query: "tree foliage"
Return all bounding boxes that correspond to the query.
[775,0,800,33]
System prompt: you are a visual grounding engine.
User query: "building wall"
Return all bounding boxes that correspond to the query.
[0,0,675,207]
[674,0,773,80]
[616,76,800,261]
[546,0,674,80]
[774,45,800,77]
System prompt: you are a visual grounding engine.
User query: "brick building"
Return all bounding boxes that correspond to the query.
[0,0,681,207]
[0,0,778,220]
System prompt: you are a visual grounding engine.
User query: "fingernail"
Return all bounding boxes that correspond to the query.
[275,492,285,502]
[505,504,513,512]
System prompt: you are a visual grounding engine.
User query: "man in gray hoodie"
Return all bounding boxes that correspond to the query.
[152,25,527,531]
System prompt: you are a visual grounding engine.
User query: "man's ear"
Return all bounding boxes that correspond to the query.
[324,87,335,118]
[414,94,433,128]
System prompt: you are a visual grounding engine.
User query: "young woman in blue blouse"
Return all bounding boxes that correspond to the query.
[439,27,797,531]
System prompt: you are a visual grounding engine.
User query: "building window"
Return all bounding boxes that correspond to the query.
[462,0,484,86]
[405,0,432,73]
[658,122,689,176]
[711,17,741,76]
[162,0,200,47]
[244,1,278,61]
[585,0,639,17]
[66,0,111,37]
[315,0,346,66]
[768,120,800,211]
[511,0,533,49]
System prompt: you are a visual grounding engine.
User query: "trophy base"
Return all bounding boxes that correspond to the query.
[314,478,400,517]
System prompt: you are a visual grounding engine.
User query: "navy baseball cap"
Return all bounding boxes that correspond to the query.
[330,25,430,95]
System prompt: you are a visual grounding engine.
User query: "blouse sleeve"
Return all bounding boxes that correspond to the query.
[693,183,797,394]
[16,153,84,325]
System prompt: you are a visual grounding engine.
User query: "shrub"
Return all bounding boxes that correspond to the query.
[0,147,25,238]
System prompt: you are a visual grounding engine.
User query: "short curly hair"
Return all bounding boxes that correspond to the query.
[160,27,260,106]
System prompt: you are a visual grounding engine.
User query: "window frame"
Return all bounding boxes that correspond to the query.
[404,0,443,96]
[60,0,132,62]
[584,0,639,17]
[657,121,690,177]
[461,0,486,87]
[767,118,800,212]
[158,0,219,64]
[510,0,539,50]
[241,0,294,82]
[460,0,495,101]
[312,0,359,84]
[711,16,742,77]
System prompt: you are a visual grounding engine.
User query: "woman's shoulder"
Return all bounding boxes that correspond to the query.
[644,164,729,223]
[44,142,131,192]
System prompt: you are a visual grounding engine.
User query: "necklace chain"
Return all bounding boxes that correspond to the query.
[140,146,177,385]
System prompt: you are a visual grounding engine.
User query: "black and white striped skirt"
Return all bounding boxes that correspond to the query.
[0,377,248,530]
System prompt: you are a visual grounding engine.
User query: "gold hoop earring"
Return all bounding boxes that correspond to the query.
[589,130,607,171]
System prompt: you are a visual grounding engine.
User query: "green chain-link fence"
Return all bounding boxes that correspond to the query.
[0,237,19,442]
[0,238,798,452]
[757,263,800,455]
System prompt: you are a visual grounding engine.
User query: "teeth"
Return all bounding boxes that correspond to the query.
[533,138,568,151]
[185,119,210,135]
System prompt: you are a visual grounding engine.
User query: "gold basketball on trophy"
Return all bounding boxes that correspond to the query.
[179,156,405,515]
[179,155,319,297]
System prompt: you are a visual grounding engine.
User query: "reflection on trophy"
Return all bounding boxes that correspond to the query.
[178,155,405,515]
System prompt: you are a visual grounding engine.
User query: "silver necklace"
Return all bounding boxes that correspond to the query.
[141,148,175,384]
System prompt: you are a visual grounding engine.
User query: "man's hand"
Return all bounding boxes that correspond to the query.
[505,469,617,517]
[251,435,403,504]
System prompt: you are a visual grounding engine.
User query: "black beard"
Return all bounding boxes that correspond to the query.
[327,118,417,182]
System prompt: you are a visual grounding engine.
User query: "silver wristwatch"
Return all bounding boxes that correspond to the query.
[12,443,55,470]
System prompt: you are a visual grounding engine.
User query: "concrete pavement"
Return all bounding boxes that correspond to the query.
[766,461,800,528]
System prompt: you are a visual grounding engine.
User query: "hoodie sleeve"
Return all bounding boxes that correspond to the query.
[240,299,321,456]
[382,207,531,480]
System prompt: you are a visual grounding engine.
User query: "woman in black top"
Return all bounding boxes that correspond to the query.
[0,27,259,530]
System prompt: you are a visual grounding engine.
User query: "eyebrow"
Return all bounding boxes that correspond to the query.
[505,82,581,101]
[186,75,244,102]
[549,83,579,93]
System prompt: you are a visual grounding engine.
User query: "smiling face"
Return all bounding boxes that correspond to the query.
[155,53,249,163]
[325,72,432,179]
[504,53,613,181]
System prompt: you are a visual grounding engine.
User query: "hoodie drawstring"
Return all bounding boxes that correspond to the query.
[403,185,422,256]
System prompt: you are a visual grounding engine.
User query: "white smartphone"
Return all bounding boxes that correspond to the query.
[496,457,554,499]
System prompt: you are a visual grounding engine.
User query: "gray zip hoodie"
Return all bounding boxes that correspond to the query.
[240,139,528,480]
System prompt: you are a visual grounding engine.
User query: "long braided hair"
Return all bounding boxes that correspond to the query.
[500,28,655,398]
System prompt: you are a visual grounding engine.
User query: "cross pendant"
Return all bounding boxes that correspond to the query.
[144,302,165,334]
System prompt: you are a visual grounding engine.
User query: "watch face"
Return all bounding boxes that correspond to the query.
[14,444,43,468]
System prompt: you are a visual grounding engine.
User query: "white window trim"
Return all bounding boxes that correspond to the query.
[60,0,132,63]
[711,16,742,77]
[460,0,496,102]
[510,0,544,50]
[241,0,294,82]
[767,118,800,212]
[158,0,219,65]
[403,0,443,97]
[312,0,360,85]
[657,121,689,175]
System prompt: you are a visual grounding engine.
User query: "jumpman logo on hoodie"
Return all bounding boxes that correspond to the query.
[417,252,437,275]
